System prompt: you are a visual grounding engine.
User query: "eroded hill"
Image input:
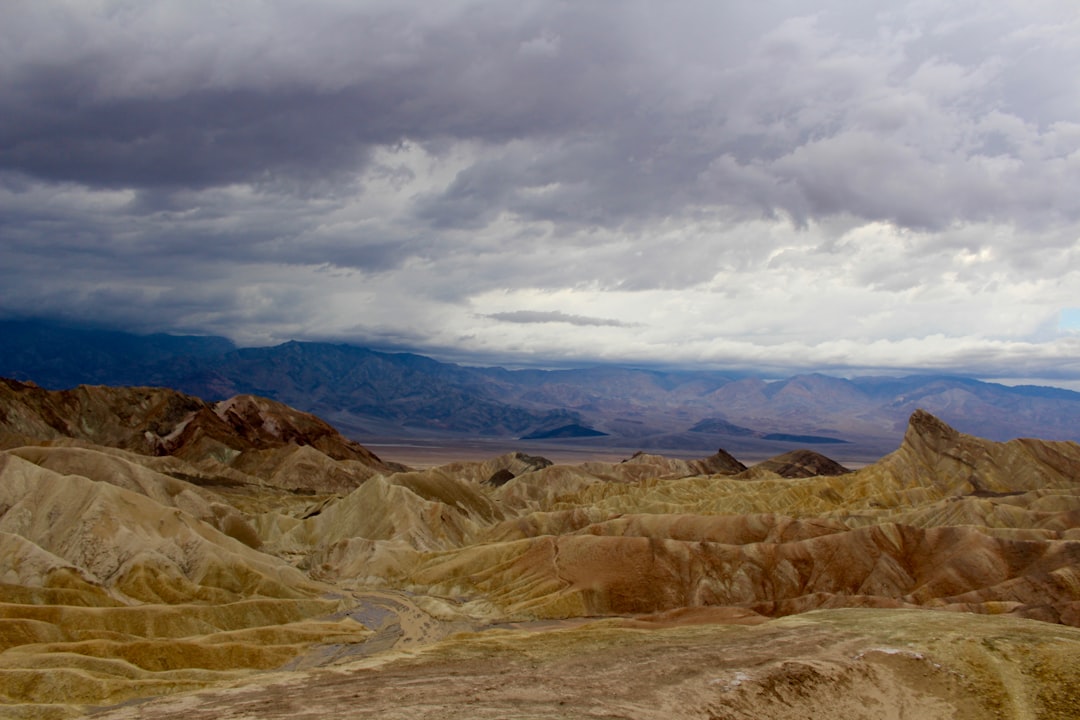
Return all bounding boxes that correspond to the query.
[3,379,1080,718]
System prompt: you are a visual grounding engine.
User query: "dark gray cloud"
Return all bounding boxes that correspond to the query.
[2,1,1080,381]
[4,1,1077,229]
[1,1,640,190]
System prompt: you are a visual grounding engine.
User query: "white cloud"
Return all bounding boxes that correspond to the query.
[2,0,1080,384]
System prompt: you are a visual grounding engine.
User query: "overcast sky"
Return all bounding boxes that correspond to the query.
[3,1,1080,383]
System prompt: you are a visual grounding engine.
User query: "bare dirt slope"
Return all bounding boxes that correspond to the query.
[4,380,1080,718]
[88,610,1080,720]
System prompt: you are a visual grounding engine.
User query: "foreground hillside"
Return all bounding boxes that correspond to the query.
[3,377,1080,718]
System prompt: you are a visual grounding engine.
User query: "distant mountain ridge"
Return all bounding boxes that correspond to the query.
[0,319,235,388]
[3,319,1080,457]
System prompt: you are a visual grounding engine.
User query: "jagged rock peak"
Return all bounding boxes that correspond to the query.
[905,408,962,446]
[507,451,555,469]
[617,448,746,478]
[896,409,986,474]
[701,447,748,475]
[481,452,553,484]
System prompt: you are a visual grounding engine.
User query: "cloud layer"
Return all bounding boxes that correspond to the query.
[3,1,1080,382]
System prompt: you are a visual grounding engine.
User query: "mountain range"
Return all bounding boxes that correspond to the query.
[4,319,1080,459]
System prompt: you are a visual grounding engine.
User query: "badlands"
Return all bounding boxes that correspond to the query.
[3,376,1080,718]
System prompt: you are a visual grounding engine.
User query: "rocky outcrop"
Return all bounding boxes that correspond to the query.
[435,451,554,486]
[608,447,747,481]
[861,407,1080,497]
[0,377,401,493]
[752,449,851,478]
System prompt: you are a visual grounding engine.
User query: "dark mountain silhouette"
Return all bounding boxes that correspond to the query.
[521,423,608,440]
[4,319,1080,457]
[688,418,756,435]
[0,319,235,388]
[761,433,849,444]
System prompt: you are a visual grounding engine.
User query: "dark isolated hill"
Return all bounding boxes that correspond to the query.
[4,320,1080,455]
[688,418,756,435]
[521,423,608,440]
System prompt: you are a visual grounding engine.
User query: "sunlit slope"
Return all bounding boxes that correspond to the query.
[0,453,371,718]
[89,609,1080,720]
[304,411,1080,622]
[0,378,398,491]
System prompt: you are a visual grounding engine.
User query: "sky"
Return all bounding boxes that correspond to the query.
[2,1,1080,384]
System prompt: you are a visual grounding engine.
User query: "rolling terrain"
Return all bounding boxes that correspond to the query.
[3,377,1080,717]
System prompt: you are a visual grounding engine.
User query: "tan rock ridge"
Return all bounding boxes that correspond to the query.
[4,380,1080,718]
[751,449,852,478]
[0,378,403,494]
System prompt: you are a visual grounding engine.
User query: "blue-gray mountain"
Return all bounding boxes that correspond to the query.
[3,320,1079,457]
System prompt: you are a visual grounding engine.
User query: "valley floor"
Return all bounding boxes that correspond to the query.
[362,438,881,469]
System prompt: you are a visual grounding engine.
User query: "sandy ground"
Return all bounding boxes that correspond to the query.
[364,440,647,468]
[85,608,1080,720]
[364,440,875,469]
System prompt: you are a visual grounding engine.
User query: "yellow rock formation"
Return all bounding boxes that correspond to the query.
[3,381,1080,717]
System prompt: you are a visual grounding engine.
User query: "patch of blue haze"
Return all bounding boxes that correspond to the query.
[1060,308,1080,332]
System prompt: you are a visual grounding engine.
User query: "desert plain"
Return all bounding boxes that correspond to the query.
[4,377,1080,718]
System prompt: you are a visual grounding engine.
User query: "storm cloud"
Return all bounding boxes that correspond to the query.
[2,1,1079,383]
